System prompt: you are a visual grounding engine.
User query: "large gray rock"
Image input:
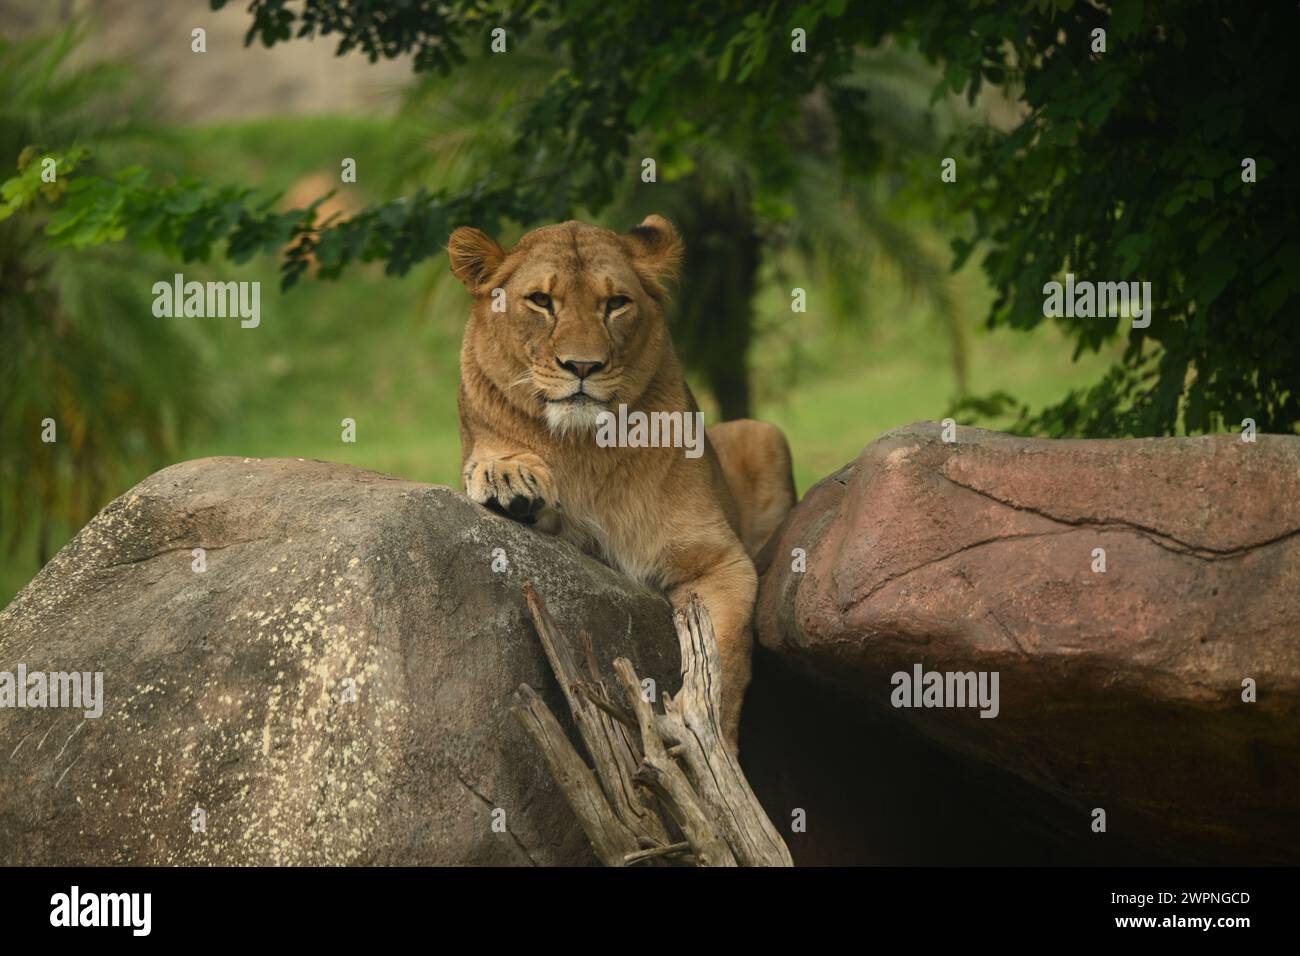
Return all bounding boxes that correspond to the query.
[0,457,679,864]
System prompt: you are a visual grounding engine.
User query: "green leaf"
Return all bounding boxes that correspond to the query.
[1195,220,1228,255]
[717,41,736,82]
[1111,0,1144,40]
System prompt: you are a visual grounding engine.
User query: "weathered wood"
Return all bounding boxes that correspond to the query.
[513,582,793,867]
[512,684,641,866]
[661,595,794,866]
[622,841,691,865]
[520,583,671,849]
[614,657,738,866]
[576,681,637,730]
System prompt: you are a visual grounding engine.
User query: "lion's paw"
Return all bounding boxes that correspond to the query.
[463,454,554,525]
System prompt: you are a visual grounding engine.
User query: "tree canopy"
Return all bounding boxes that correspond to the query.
[6,0,1296,436]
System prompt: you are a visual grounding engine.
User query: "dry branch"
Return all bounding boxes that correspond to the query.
[512,582,793,867]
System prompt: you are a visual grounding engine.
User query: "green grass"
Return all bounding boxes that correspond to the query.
[762,320,1116,494]
[746,243,1119,493]
[0,113,1123,607]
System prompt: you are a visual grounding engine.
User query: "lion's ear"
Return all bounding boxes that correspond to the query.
[448,227,505,292]
[622,214,683,284]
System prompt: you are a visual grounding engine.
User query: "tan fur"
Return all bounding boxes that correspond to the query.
[706,420,797,557]
[450,215,796,749]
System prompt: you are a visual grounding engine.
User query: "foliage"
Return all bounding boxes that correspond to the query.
[382,34,970,415]
[10,1,967,416]
[0,30,215,566]
[924,0,1299,435]
[7,0,1296,436]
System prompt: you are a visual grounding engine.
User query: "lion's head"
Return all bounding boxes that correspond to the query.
[449,215,683,435]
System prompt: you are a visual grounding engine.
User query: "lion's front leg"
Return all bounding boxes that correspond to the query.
[462,450,555,525]
[667,547,759,753]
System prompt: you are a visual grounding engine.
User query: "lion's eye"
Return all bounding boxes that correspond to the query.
[606,295,631,313]
[526,292,552,309]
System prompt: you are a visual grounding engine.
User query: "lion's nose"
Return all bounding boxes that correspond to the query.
[558,358,606,379]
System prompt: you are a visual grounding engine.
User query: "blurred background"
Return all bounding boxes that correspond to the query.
[0,0,1155,606]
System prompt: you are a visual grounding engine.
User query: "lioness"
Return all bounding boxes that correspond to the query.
[449,215,795,749]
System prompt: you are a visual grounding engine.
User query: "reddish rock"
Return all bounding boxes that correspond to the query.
[756,423,1300,863]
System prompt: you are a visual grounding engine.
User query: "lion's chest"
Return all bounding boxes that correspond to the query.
[549,468,672,587]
